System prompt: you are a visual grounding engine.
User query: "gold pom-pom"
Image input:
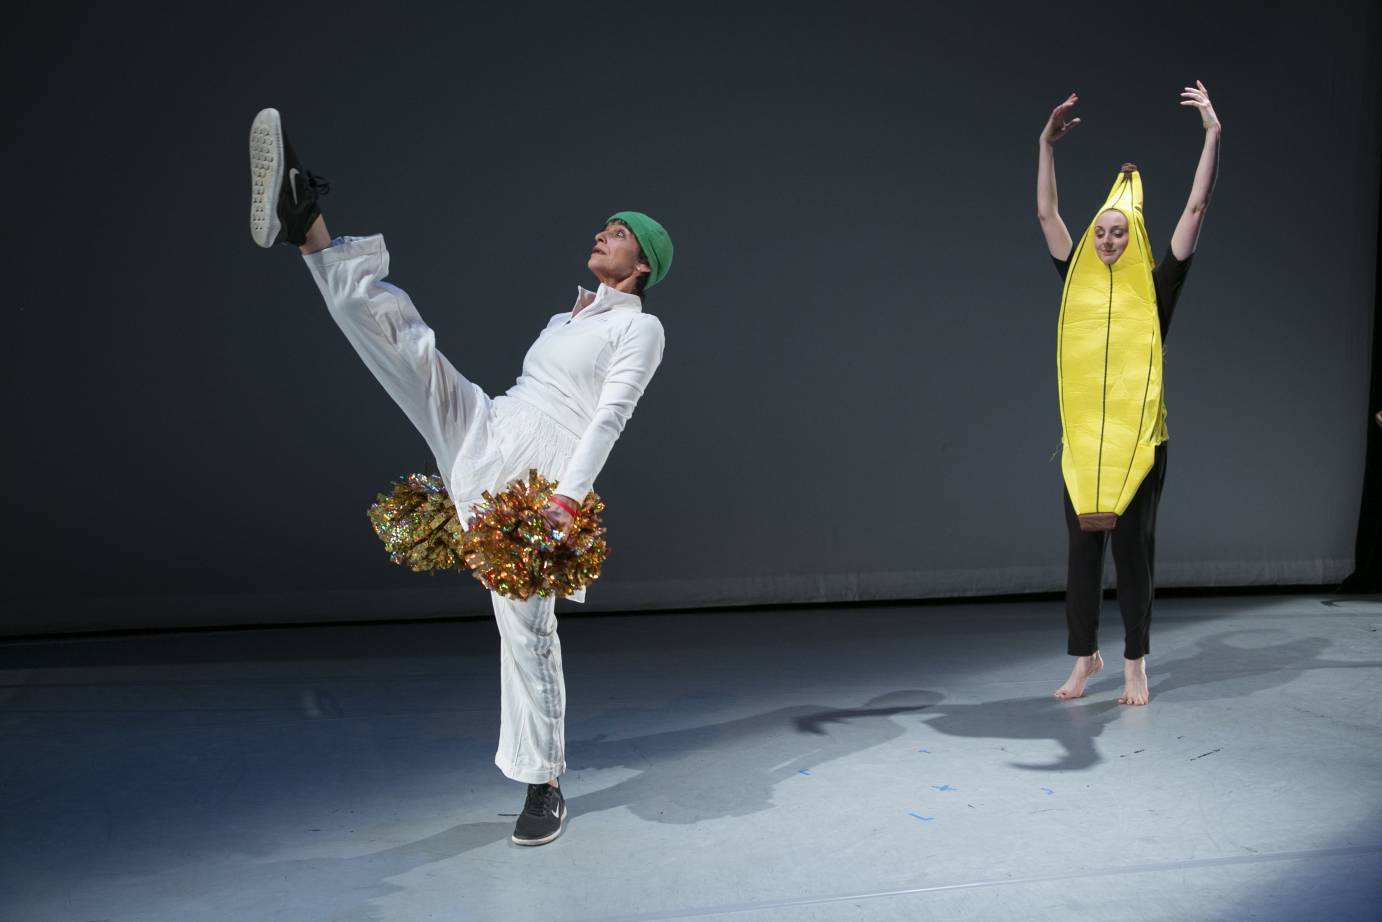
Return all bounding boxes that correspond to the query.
[366,469,607,599]
[460,469,607,601]
[366,473,465,573]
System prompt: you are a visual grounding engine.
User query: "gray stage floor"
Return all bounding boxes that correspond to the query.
[2,594,1380,921]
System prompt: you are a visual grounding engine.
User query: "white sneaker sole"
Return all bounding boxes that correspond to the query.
[511,802,567,847]
[249,108,284,248]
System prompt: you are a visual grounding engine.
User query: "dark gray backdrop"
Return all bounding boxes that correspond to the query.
[4,2,1379,633]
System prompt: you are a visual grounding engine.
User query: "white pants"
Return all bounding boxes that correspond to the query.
[305,234,572,784]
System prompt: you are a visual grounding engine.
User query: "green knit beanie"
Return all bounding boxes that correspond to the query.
[607,211,673,288]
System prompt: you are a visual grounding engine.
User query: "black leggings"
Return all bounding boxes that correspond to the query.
[1064,443,1168,661]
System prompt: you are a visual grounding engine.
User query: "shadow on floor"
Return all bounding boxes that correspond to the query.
[912,629,1382,771]
[9,624,1381,921]
[244,690,939,921]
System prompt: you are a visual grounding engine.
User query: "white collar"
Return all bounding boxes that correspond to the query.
[571,283,642,318]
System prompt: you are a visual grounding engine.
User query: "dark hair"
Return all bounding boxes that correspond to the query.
[607,218,651,299]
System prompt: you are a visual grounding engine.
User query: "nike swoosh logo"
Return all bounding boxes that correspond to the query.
[288,168,301,205]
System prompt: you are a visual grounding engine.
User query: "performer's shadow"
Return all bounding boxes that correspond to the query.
[564,689,937,825]
[252,690,937,920]
[254,632,1380,918]
[912,629,1382,772]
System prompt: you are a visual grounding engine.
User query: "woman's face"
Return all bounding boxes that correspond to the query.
[588,221,649,286]
[1093,210,1129,265]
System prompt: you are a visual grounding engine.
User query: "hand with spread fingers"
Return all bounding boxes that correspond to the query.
[1180,79,1221,132]
[1041,93,1082,144]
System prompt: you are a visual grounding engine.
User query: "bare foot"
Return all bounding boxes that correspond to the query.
[1118,657,1149,705]
[1054,651,1103,700]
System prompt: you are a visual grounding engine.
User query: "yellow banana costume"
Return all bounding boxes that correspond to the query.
[1057,167,1166,529]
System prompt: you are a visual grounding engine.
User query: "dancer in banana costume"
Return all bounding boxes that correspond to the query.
[1036,82,1221,706]
[1058,166,1163,527]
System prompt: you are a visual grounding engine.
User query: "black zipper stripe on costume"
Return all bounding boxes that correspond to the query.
[1114,225,1156,507]
[1092,173,1134,512]
[1115,335,1157,507]
[1095,260,1114,511]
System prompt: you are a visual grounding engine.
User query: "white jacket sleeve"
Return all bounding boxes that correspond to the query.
[305,236,485,473]
[559,314,665,500]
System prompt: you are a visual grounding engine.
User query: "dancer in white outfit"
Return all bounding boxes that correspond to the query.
[249,108,670,846]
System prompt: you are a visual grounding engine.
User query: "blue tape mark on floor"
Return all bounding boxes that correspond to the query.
[918,748,931,753]
[1042,788,1055,795]
[932,784,956,792]
[799,769,812,775]
[909,813,935,822]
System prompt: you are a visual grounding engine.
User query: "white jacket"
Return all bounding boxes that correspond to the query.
[508,285,666,500]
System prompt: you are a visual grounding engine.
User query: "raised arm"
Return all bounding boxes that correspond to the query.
[1169,80,1222,261]
[1037,93,1080,260]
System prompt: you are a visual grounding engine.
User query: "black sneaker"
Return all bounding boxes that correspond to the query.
[511,783,567,846]
[248,108,330,248]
